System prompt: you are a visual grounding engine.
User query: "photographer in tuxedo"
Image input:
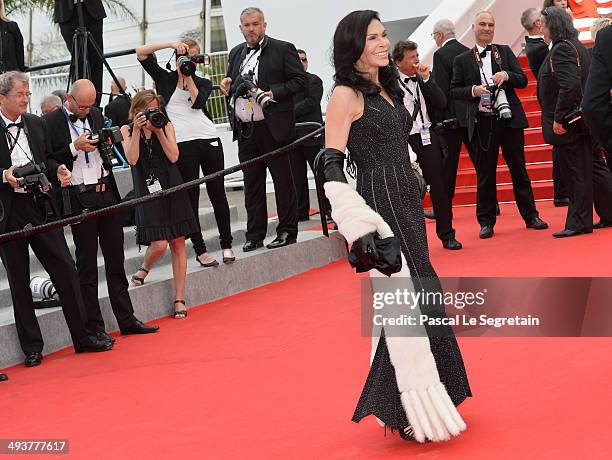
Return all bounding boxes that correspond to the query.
[450,11,548,239]
[0,72,112,367]
[291,48,323,222]
[538,8,612,236]
[45,79,158,341]
[393,40,462,250]
[220,7,306,251]
[54,0,106,106]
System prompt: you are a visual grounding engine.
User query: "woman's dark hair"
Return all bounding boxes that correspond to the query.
[331,10,402,101]
[542,0,566,8]
[542,6,579,41]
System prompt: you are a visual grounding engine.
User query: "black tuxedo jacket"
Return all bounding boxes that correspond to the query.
[294,72,323,147]
[226,35,307,143]
[0,114,60,233]
[44,106,120,201]
[0,20,26,72]
[433,38,470,122]
[537,38,591,146]
[525,36,549,78]
[104,94,130,128]
[583,25,612,154]
[139,54,214,123]
[450,43,529,139]
[54,0,106,24]
[402,74,447,125]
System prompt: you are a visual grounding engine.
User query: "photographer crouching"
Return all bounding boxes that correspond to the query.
[220,7,306,252]
[0,72,112,367]
[44,79,159,341]
[136,39,235,267]
[538,7,612,237]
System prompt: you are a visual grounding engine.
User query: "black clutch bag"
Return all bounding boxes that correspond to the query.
[348,235,402,277]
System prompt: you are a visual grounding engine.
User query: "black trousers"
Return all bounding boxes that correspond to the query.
[441,127,477,199]
[289,143,320,219]
[238,122,298,242]
[552,146,568,200]
[409,131,455,241]
[0,194,89,355]
[59,8,104,106]
[69,188,134,332]
[177,138,233,253]
[473,116,539,227]
[557,136,612,231]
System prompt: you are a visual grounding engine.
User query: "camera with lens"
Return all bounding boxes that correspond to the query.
[233,71,277,112]
[482,84,512,120]
[88,126,124,171]
[177,52,210,77]
[433,118,459,136]
[13,162,51,193]
[142,108,169,129]
[562,106,588,133]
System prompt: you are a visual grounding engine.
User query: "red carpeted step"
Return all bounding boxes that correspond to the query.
[521,96,541,112]
[518,54,528,66]
[455,162,553,187]
[459,144,553,167]
[516,81,538,98]
[527,111,542,128]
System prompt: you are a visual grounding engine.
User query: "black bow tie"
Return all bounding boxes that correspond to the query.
[246,43,260,52]
[479,45,492,58]
[69,114,87,124]
[5,121,24,130]
[404,76,418,84]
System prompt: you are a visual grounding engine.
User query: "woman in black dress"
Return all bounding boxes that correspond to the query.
[121,90,199,318]
[322,10,471,443]
[0,1,26,73]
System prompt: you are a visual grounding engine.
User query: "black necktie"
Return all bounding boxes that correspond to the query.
[6,122,24,130]
[247,43,260,52]
[69,113,87,124]
[479,45,492,58]
[404,76,418,84]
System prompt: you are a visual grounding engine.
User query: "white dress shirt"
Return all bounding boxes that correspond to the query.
[63,106,108,185]
[398,71,431,136]
[233,40,266,123]
[2,112,32,192]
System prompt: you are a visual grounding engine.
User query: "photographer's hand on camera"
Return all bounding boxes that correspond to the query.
[553,121,567,135]
[4,164,22,189]
[56,165,72,188]
[472,85,489,98]
[491,71,508,87]
[73,133,98,153]
[133,113,147,133]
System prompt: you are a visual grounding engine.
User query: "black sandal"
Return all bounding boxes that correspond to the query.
[131,267,149,286]
[173,300,187,319]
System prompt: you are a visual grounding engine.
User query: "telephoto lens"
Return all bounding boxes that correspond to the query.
[142,108,169,129]
[30,277,58,300]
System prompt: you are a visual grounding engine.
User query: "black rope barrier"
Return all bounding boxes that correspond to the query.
[0,123,325,244]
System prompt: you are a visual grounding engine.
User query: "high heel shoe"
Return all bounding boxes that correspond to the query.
[196,252,219,268]
[222,248,236,263]
[173,300,187,319]
[130,267,149,286]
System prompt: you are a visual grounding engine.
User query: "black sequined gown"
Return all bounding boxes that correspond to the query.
[348,94,472,430]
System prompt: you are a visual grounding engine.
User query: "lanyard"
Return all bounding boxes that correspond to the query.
[3,123,34,163]
[140,133,158,181]
[472,45,502,86]
[238,49,260,81]
[399,78,425,124]
[62,107,91,164]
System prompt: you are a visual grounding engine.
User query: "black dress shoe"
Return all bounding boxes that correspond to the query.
[442,238,463,250]
[96,331,116,344]
[526,217,549,230]
[594,220,612,229]
[0,373,7,382]
[24,352,43,368]
[266,232,297,249]
[75,335,114,353]
[554,198,570,207]
[423,210,436,220]
[552,228,589,238]
[242,240,264,252]
[298,215,311,222]
[120,318,160,335]
[479,225,494,239]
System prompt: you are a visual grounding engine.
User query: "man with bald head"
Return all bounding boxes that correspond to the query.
[45,79,159,341]
[450,11,548,239]
[104,75,130,129]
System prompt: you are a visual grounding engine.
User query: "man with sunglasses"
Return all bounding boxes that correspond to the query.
[45,79,159,343]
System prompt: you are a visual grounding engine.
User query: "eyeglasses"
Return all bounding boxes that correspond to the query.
[70,94,95,111]
[6,92,32,99]
[300,57,308,62]
[430,31,440,37]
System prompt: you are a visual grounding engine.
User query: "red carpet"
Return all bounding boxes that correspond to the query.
[2,201,612,459]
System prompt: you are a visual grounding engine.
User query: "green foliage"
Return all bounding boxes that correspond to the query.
[4,0,136,21]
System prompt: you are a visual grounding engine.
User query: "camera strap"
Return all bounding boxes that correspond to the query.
[472,45,502,86]
[62,107,92,165]
[140,132,159,183]
[398,78,425,125]
[1,120,34,163]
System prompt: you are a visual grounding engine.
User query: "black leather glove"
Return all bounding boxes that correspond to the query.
[323,147,348,184]
[350,232,379,271]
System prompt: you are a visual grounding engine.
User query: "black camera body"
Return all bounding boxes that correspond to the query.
[13,162,50,192]
[142,108,168,129]
[562,106,588,133]
[233,72,276,112]
[433,118,459,136]
[89,126,124,171]
[177,53,209,77]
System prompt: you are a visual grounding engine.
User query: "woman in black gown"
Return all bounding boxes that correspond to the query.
[121,90,199,318]
[323,10,471,443]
